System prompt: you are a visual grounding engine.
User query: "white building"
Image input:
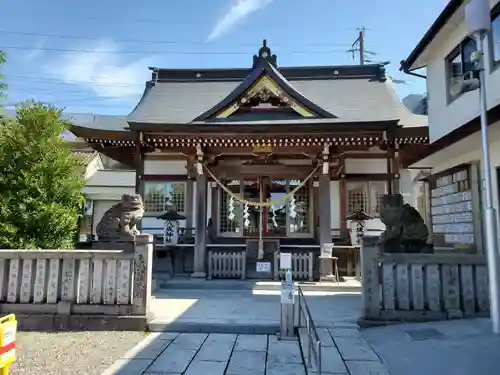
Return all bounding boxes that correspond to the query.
[400,0,500,253]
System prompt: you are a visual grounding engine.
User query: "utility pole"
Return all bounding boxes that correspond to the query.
[348,27,376,65]
[358,28,365,65]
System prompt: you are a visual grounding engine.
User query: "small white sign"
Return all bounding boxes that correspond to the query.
[281,284,295,304]
[321,243,334,258]
[280,253,292,270]
[256,262,271,273]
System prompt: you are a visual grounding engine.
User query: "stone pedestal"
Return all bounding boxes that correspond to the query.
[132,234,153,316]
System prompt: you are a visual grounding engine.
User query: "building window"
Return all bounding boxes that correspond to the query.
[143,182,186,215]
[346,181,387,218]
[491,5,500,68]
[446,37,477,102]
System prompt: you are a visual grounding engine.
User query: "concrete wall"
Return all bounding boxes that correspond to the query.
[424,0,500,142]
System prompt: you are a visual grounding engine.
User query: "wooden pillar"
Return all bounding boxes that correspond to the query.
[135,132,143,195]
[185,178,194,229]
[339,155,347,230]
[192,172,208,278]
[319,173,334,279]
[135,132,144,231]
[392,144,401,193]
[386,149,393,195]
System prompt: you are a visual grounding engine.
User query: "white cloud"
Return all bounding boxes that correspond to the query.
[46,40,153,100]
[207,0,274,41]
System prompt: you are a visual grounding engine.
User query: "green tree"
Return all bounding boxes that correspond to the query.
[0,51,6,100]
[0,102,86,249]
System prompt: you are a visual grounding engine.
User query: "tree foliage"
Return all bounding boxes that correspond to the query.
[0,102,87,249]
[0,51,6,100]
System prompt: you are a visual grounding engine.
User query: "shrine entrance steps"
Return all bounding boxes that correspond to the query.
[154,276,361,293]
[148,279,361,335]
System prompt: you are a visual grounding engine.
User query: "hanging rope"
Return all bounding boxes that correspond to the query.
[203,163,320,207]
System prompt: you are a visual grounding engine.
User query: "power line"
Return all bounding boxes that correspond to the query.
[1,45,348,56]
[0,30,352,48]
[7,76,141,88]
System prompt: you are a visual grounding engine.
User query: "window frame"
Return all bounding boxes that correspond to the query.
[143,181,187,216]
[345,181,388,218]
[445,37,477,104]
[489,2,500,72]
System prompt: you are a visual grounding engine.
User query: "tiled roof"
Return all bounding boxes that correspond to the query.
[72,149,99,166]
[127,74,426,127]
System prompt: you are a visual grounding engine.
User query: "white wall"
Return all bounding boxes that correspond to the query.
[83,170,135,200]
[86,170,135,187]
[143,159,187,175]
[344,159,387,174]
[425,0,500,142]
[330,181,340,229]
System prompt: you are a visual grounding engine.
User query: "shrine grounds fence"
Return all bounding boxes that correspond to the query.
[359,236,490,325]
[0,234,154,331]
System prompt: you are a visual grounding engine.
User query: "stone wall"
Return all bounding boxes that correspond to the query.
[0,234,153,331]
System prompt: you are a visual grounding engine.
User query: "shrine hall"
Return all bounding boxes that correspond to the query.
[71,40,429,280]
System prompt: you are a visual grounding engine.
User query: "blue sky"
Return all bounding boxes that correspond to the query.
[1,0,447,116]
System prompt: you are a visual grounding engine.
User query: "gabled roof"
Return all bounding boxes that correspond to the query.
[193,40,335,121]
[400,0,464,71]
[127,40,421,126]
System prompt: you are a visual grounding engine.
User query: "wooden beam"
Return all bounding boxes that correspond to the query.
[209,164,318,179]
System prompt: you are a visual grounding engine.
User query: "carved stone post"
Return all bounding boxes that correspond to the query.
[359,236,381,322]
[192,172,208,278]
[132,234,153,316]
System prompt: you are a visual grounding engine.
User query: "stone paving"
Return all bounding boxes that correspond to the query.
[102,332,308,375]
[300,326,391,375]
[149,289,361,333]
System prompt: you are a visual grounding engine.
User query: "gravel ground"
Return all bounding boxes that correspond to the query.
[10,331,148,375]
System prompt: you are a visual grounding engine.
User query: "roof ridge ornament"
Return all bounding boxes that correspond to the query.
[253,39,278,68]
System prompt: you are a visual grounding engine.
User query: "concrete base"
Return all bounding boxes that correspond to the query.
[190,271,207,279]
[15,314,149,332]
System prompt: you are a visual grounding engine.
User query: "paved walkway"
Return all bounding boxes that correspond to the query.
[363,318,500,375]
[150,289,361,332]
[300,326,390,375]
[102,333,307,375]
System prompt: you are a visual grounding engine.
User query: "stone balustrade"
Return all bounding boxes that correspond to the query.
[0,234,153,331]
[359,236,490,325]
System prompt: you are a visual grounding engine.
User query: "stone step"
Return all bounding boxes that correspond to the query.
[148,318,280,335]
[155,277,361,293]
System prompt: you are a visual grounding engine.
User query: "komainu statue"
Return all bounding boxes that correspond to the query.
[378,194,429,253]
[96,194,145,241]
